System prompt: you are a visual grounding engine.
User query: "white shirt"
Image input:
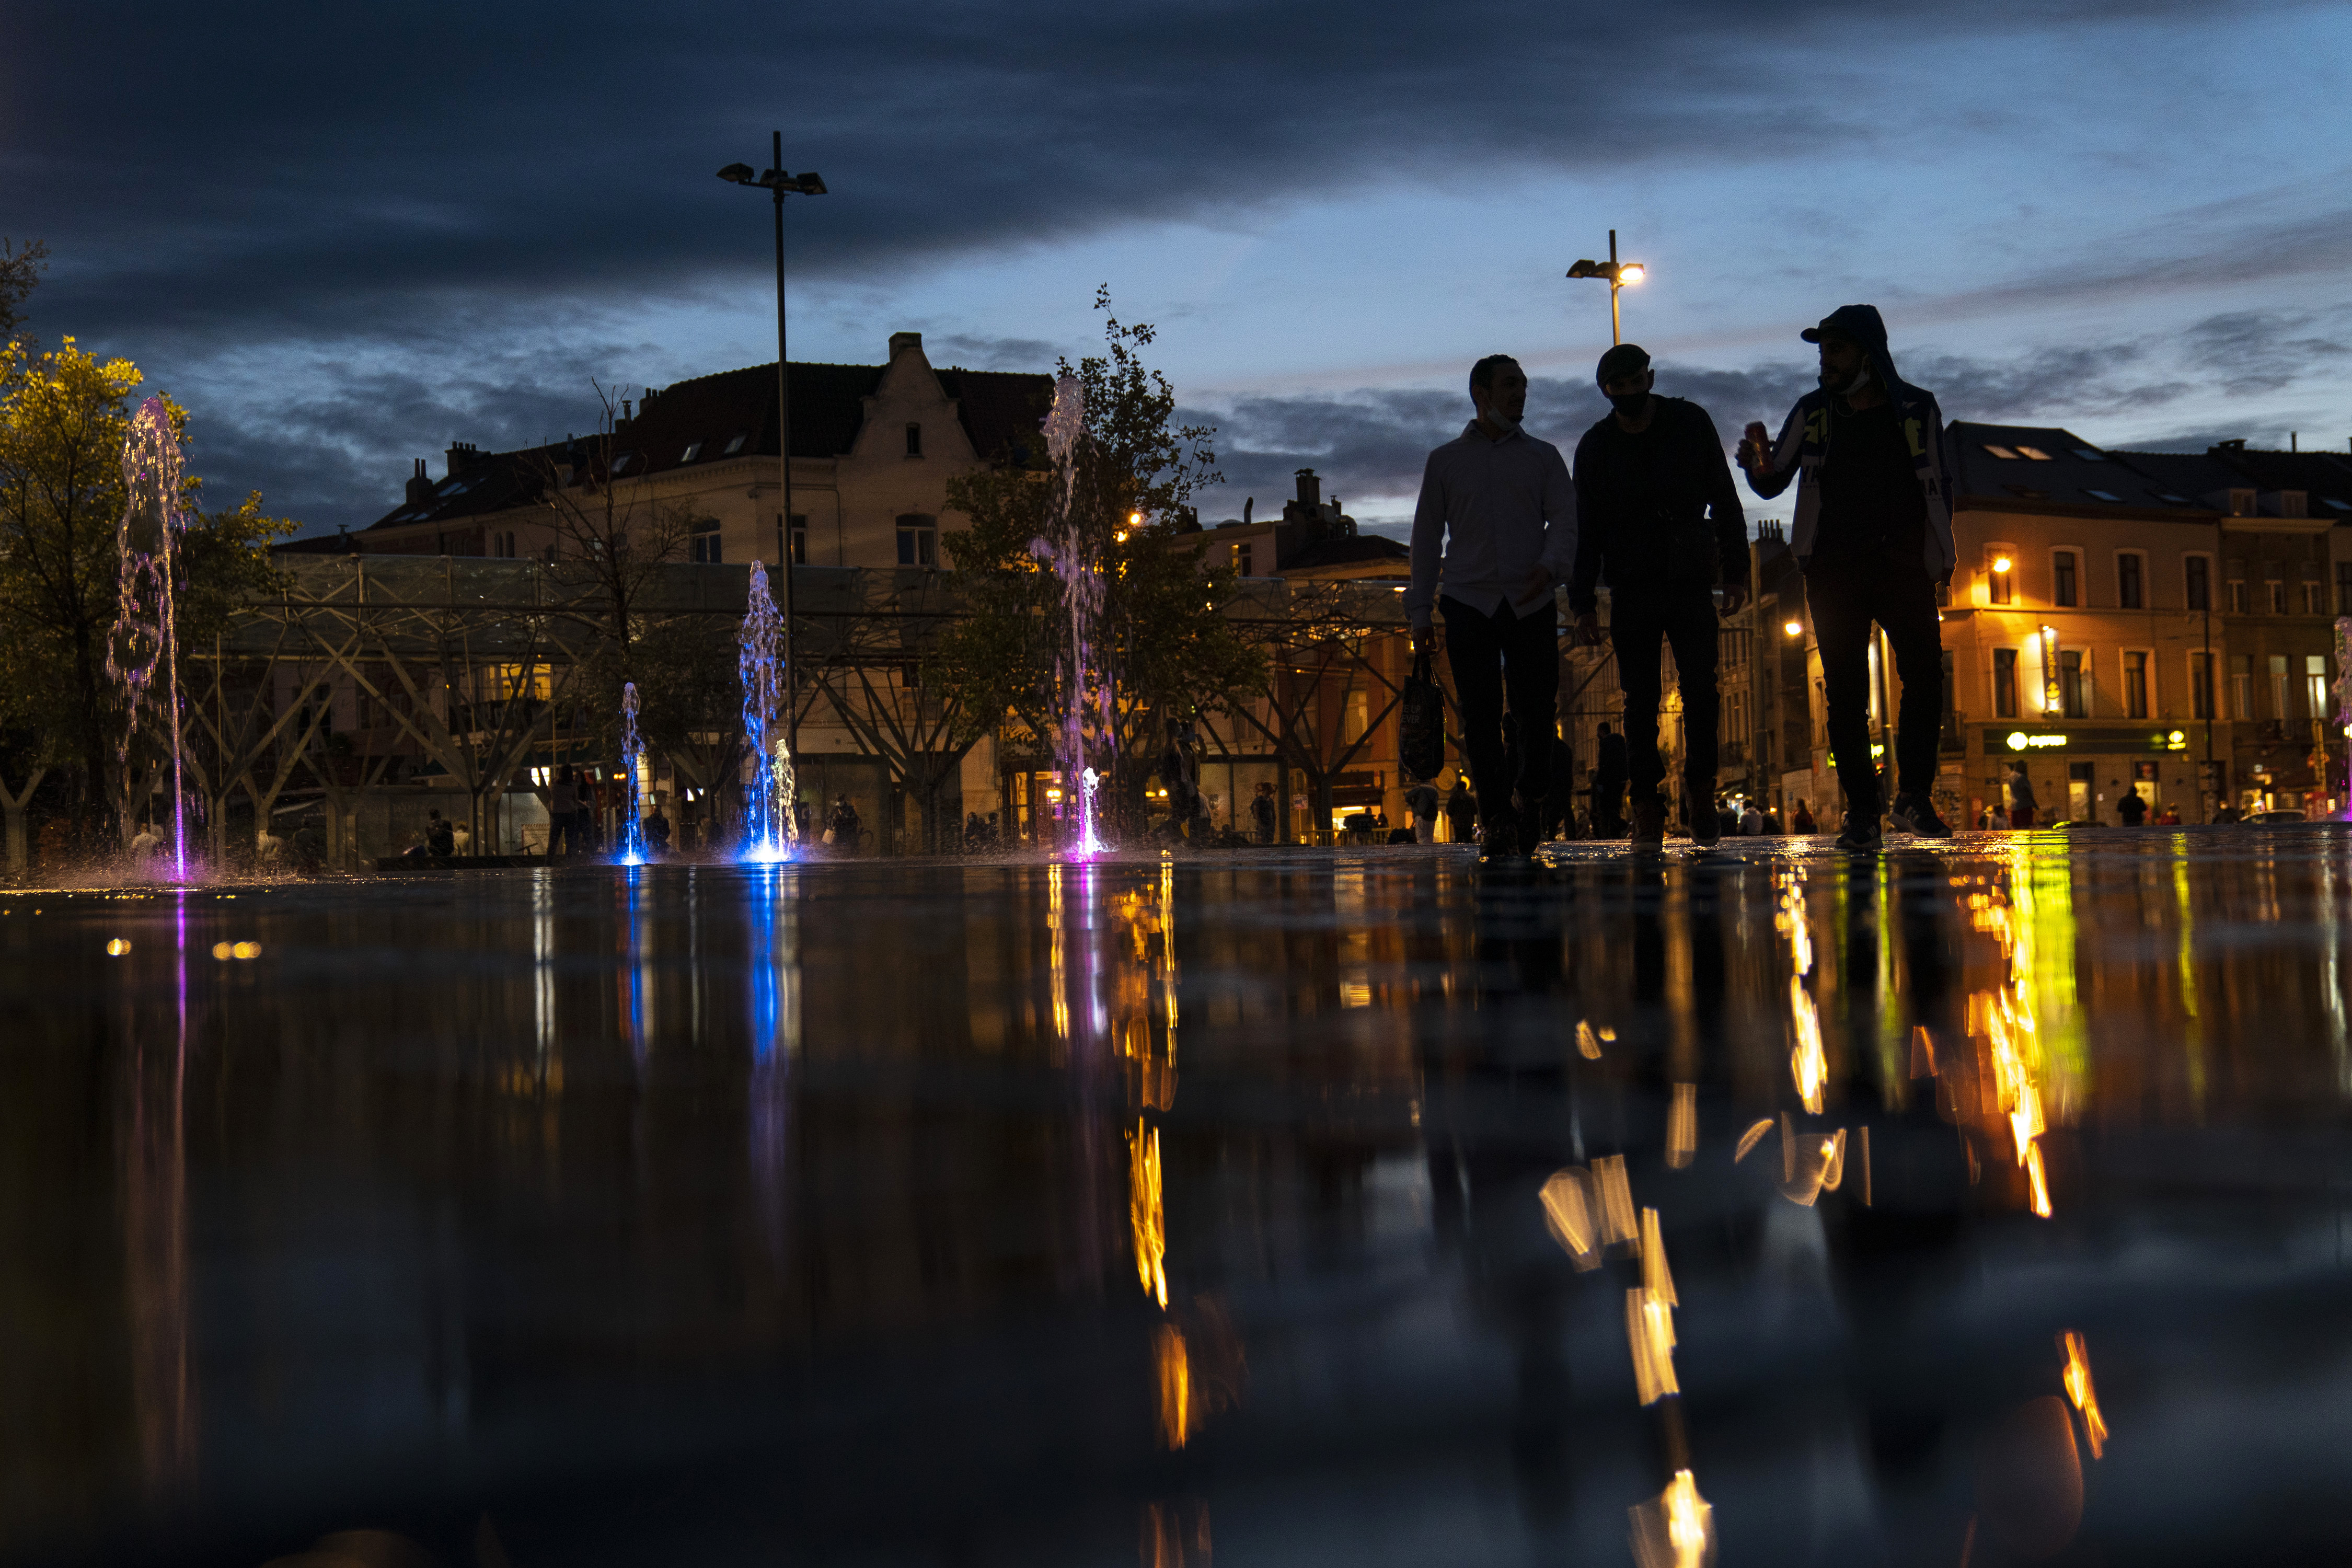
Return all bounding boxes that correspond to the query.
[1406,421,1578,630]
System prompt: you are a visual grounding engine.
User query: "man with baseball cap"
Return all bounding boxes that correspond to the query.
[1406,354,1578,861]
[1738,305,1956,850]
[1569,343,1749,846]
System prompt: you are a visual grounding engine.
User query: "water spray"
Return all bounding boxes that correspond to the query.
[617,681,646,864]
[1031,374,1111,859]
[107,397,190,881]
[739,559,793,862]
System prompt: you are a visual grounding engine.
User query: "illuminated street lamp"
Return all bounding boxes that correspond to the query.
[1782,619,1804,638]
[1565,229,1646,345]
[719,134,828,753]
[1992,554,2014,574]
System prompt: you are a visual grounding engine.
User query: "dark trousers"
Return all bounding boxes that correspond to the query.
[1439,595,1559,830]
[1805,552,1943,815]
[1611,589,1720,809]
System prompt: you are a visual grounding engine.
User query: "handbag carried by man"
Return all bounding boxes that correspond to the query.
[1400,649,1446,785]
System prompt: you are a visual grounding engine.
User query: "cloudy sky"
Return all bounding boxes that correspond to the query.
[6,0,2350,539]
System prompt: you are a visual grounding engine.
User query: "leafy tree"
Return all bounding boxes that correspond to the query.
[933,291,1261,838]
[0,238,45,345]
[0,334,296,851]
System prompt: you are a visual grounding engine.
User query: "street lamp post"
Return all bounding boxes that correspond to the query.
[718,135,827,757]
[1565,229,1646,345]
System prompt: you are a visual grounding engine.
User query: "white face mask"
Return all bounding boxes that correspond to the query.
[1482,401,1521,431]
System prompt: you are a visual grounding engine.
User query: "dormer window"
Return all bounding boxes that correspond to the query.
[2015,445,2053,461]
[1982,444,2019,459]
[610,452,635,475]
[723,432,748,455]
[905,423,923,457]
[2280,491,2309,518]
[2229,488,2255,516]
[681,442,703,463]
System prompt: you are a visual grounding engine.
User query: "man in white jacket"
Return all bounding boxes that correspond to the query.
[1405,355,1577,861]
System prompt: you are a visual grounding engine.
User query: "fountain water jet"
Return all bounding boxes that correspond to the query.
[738,560,796,861]
[1030,375,1112,859]
[616,681,646,864]
[106,397,190,881]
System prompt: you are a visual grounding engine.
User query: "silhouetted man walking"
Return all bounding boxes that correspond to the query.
[1407,355,1577,861]
[1570,343,1748,846]
[1742,305,1955,851]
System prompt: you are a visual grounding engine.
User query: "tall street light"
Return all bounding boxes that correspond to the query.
[718,133,827,755]
[1565,229,1646,345]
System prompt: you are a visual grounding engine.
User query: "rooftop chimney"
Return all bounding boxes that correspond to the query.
[889,331,923,360]
[443,443,480,478]
[406,458,431,506]
[1294,468,1322,511]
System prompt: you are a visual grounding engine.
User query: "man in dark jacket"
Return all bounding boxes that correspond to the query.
[1571,344,1748,846]
[1742,305,1955,851]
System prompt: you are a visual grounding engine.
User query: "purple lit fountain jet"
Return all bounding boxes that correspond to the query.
[106,397,190,881]
[617,681,647,864]
[1030,374,1111,858]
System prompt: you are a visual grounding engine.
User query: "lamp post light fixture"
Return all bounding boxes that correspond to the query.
[718,134,828,755]
[1783,619,1804,638]
[1565,228,1646,345]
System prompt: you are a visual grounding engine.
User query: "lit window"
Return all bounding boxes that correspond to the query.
[2308,655,2331,720]
[2123,651,2148,719]
[2015,445,2053,460]
[724,433,748,455]
[2083,489,2120,502]
[681,442,703,463]
[1982,444,2019,459]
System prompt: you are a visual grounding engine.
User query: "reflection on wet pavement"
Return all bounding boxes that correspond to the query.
[6,829,2352,1564]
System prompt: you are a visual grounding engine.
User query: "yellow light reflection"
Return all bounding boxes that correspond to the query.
[1048,862,1071,1044]
[1666,1082,1697,1169]
[1733,1118,1774,1163]
[1629,1469,1716,1568]
[1577,1019,1604,1059]
[1625,1286,1679,1404]
[1778,875,1826,1112]
[1153,1322,1190,1448]
[106,938,132,956]
[2060,1331,2108,1459]
[1593,1153,1640,1245]
[1141,1498,1211,1566]
[1129,1120,1168,1308]
[1538,1167,1604,1270]
[1639,1206,1677,1306]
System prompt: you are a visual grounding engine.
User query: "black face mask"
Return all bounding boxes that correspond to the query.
[1607,390,1650,419]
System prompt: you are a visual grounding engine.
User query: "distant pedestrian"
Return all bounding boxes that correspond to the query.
[2006,763,2037,830]
[129,821,160,868]
[425,810,455,857]
[255,826,285,869]
[2117,784,2148,827]
[1404,777,1441,844]
[451,820,472,856]
[1250,782,1278,846]
[2155,801,2181,826]
[548,765,581,856]
[1740,800,1766,836]
[2213,799,2241,824]
[1791,799,1818,835]
[827,794,861,854]
[1592,722,1628,837]
[644,801,672,854]
[1444,773,1478,845]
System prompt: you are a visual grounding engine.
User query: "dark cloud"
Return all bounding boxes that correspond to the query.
[927,332,1067,373]
[0,0,2314,528]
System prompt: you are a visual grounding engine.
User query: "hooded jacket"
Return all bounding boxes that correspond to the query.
[1745,305,1957,580]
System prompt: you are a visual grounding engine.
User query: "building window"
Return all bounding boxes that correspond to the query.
[2186,556,2210,611]
[2268,581,2288,616]
[2123,651,2148,719]
[896,513,937,568]
[2190,651,2213,720]
[905,423,923,457]
[2269,654,2290,718]
[2338,562,2352,615]
[1993,648,2019,718]
[689,517,722,564]
[2231,654,2253,718]
[1232,541,1252,577]
[788,513,809,566]
[1986,547,2015,605]
[2305,581,2326,616]
[2059,649,2088,719]
[2308,655,2331,720]
[2053,550,2079,607]
[2228,580,2248,614]
[2117,552,2143,609]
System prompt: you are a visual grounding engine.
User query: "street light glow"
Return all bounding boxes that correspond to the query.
[1783,620,1803,637]
[1617,263,1645,285]
[1993,555,2014,573]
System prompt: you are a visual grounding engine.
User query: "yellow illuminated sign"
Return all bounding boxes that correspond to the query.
[2007,731,2070,751]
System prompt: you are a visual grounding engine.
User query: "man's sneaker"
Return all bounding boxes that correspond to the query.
[1478,822,1521,863]
[1888,793,1953,838]
[1834,811,1883,852]
[1630,800,1665,846]
[1690,808,1722,847]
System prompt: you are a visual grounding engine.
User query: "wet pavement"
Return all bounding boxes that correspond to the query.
[6,828,2352,1566]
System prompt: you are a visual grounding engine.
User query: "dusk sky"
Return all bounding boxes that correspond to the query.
[7,0,2350,540]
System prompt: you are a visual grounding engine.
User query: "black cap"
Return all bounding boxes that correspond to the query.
[1800,304,1887,347]
[1595,342,1651,385]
